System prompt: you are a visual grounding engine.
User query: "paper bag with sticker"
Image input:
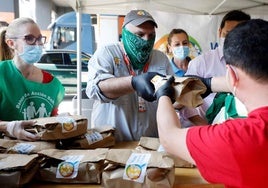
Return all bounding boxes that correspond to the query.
[0,138,55,154]
[0,154,39,187]
[26,115,88,141]
[151,75,206,107]
[55,126,116,149]
[36,148,108,184]
[137,137,195,168]
[102,149,175,188]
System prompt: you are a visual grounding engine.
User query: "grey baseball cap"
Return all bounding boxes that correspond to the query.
[122,10,158,28]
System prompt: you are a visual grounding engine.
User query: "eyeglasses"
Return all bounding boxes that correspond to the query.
[10,34,46,45]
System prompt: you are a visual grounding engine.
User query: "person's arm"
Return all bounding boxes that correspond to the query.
[155,76,195,164]
[98,76,133,99]
[211,76,230,92]
[157,96,195,164]
[0,120,40,141]
[98,72,161,102]
[187,76,231,97]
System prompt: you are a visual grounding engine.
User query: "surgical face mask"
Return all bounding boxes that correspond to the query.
[19,44,43,64]
[122,27,155,70]
[173,46,189,60]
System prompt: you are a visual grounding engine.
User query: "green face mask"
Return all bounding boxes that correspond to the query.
[122,27,155,70]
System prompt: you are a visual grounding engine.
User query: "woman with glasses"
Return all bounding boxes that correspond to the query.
[0,17,65,141]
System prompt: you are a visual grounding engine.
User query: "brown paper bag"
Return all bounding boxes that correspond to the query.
[152,75,206,107]
[0,154,39,187]
[0,139,55,154]
[138,137,195,168]
[102,149,175,188]
[27,115,88,140]
[55,126,115,149]
[36,148,108,184]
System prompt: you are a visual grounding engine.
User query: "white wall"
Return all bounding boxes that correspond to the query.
[98,15,119,47]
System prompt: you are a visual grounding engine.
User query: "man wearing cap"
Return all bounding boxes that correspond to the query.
[86,10,173,141]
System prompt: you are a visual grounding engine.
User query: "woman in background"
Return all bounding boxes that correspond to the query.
[167,28,207,127]
[167,28,191,77]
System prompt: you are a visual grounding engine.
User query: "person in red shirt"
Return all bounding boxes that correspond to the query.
[155,19,268,188]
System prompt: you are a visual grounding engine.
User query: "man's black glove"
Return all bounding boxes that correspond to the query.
[154,76,175,103]
[186,75,212,98]
[131,72,161,102]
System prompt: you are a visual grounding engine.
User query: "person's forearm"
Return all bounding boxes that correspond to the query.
[98,76,134,99]
[157,96,195,164]
[211,76,231,92]
[157,97,182,153]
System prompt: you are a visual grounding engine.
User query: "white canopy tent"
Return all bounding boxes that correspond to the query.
[51,0,268,114]
[54,0,268,15]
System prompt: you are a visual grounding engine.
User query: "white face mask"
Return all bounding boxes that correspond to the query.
[172,46,189,60]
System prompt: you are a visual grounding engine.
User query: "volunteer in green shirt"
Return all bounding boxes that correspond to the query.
[0,17,65,141]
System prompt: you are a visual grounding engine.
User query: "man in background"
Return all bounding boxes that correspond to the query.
[185,10,250,118]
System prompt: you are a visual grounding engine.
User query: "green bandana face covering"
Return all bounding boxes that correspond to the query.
[122,27,155,70]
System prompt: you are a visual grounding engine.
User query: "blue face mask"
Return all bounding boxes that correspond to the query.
[173,46,189,60]
[19,44,43,64]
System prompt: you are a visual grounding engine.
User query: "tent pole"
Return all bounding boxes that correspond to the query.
[76,1,82,115]
[209,0,227,15]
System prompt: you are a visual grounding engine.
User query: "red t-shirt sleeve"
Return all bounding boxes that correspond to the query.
[186,122,240,185]
[42,70,59,116]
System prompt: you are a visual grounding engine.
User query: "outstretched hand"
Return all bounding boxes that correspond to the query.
[154,76,175,103]
[7,120,40,141]
[131,72,163,102]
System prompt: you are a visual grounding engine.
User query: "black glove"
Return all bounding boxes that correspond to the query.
[131,72,161,102]
[154,76,175,103]
[186,75,212,98]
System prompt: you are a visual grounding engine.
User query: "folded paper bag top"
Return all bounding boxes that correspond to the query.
[152,75,206,107]
[0,154,39,187]
[27,115,88,140]
[137,136,195,168]
[0,138,55,154]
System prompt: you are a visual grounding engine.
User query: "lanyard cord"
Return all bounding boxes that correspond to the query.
[122,53,149,76]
